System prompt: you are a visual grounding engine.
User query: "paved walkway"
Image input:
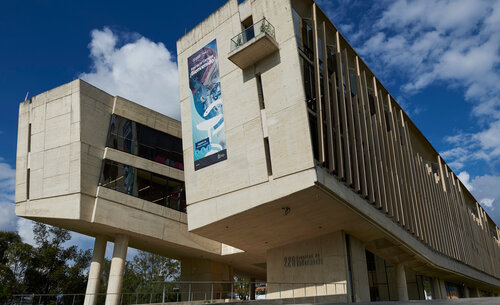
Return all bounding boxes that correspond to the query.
[306,298,500,305]
[215,298,500,305]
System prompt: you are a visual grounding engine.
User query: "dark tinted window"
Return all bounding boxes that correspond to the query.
[99,159,186,213]
[107,114,184,170]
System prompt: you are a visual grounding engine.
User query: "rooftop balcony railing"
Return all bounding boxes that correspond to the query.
[230,18,276,51]
[228,18,279,69]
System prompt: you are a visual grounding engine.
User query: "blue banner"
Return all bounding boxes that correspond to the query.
[188,39,227,171]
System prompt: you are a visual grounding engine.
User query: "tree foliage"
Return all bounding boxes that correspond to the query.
[0,224,92,303]
[99,250,180,299]
[1,223,181,304]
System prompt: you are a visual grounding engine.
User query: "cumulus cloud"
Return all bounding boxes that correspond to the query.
[17,218,36,245]
[466,174,500,224]
[80,27,180,120]
[481,198,495,209]
[0,159,17,231]
[0,202,16,232]
[457,171,474,192]
[318,0,500,199]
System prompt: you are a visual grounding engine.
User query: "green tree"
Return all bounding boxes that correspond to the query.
[131,250,180,284]
[0,231,32,303]
[23,223,91,295]
[99,250,180,303]
[0,223,92,305]
[233,276,249,300]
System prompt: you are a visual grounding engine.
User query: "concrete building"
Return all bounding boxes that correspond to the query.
[176,0,500,302]
[14,80,253,305]
[14,0,500,303]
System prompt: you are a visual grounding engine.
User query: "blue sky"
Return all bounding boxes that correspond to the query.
[1,0,500,254]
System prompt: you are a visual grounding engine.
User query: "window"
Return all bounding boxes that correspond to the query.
[28,123,31,153]
[106,115,184,170]
[349,71,358,96]
[26,169,30,200]
[99,159,186,213]
[369,95,376,116]
[256,74,265,109]
[292,9,301,48]
[241,16,254,41]
[300,20,314,60]
[327,48,337,77]
[384,109,392,132]
[264,137,272,176]
[302,59,316,109]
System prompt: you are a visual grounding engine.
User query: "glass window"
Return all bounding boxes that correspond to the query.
[99,160,186,213]
[368,95,377,116]
[303,60,316,109]
[292,9,301,48]
[106,114,184,171]
[349,71,358,96]
[137,169,152,202]
[301,21,314,60]
[327,48,337,77]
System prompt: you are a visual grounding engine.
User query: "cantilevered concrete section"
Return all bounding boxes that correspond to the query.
[14,80,263,305]
[177,0,500,301]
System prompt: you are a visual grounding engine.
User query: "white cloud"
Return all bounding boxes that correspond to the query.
[0,159,17,231]
[80,27,180,120]
[0,201,17,231]
[17,218,36,245]
[481,198,495,209]
[458,171,474,192]
[468,174,500,225]
[104,241,139,261]
[318,0,500,181]
[317,0,500,226]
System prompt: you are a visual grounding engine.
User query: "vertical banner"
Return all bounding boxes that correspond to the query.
[188,39,227,171]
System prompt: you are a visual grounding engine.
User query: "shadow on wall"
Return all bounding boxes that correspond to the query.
[242,51,282,83]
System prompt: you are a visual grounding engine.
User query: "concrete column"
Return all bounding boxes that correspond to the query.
[250,278,256,300]
[105,235,129,305]
[349,236,370,302]
[432,277,443,299]
[395,264,408,301]
[84,236,107,305]
[438,279,447,299]
[464,286,470,298]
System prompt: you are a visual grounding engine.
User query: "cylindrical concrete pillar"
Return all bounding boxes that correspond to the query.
[439,279,448,299]
[432,277,443,299]
[250,278,256,300]
[464,286,470,298]
[395,264,408,301]
[105,235,129,305]
[84,235,107,305]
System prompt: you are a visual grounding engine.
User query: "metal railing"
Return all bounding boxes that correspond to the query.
[230,18,276,52]
[6,281,347,305]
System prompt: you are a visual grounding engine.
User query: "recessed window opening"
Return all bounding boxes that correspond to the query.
[264,137,273,176]
[26,169,30,200]
[27,123,31,153]
[242,16,254,41]
[256,74,265,109]
[349,70,358,96]
[384,110,391,132]
[368,94,376,116]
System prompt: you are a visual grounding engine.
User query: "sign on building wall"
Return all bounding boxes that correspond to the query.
[188,39,227,171]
